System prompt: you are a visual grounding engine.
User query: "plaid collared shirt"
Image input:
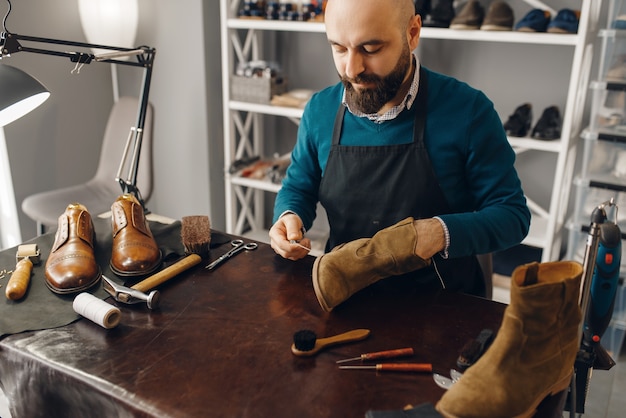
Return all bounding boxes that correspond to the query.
[342,56,420,124]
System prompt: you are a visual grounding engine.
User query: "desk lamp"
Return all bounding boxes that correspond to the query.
[0,0,156,209]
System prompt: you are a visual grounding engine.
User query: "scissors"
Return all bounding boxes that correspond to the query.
[205,239,258,270]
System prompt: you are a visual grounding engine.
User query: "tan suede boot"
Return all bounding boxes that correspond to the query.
[312,217,430,312]
[435,261,583,418]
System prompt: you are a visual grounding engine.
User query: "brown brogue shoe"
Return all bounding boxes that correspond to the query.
[45,203,101,294]
[110,194,162,277]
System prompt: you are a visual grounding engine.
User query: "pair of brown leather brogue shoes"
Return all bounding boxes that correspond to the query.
[44,195,162,294]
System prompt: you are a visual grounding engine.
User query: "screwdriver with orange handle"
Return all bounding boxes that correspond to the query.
[339,363,433,373]
[336,347,415,364]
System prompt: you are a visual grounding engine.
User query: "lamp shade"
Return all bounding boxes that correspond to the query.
[78,0,139,56]
[0,64,50,127]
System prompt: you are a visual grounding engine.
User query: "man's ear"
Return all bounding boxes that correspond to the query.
[408,14,422,50]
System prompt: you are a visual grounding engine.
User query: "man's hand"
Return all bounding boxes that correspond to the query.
[269,213,312,261]
[413,218,446,259]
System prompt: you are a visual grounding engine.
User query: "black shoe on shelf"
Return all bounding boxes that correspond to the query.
[532,106,562,140]
[503,103,532,137]
[414,0,431,18]
[422,0,455,28]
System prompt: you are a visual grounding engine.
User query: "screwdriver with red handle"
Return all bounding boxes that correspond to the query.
[336,347,414,364]
[339,363,433,373]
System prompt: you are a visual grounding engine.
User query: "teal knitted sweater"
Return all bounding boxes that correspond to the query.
[273,67,530,258]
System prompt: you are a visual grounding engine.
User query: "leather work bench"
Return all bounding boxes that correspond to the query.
[0,225,563,417]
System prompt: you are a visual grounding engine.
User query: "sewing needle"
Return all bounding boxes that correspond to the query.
[336,347,414,364]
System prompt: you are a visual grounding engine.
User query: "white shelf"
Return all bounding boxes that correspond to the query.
[230,175,282,193]
[522,215,549,249]
[227,18,580,46]
[230,101,304,118]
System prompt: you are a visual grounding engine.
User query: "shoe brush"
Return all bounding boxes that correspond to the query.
[181,215,211,258]
[291,328,371,357]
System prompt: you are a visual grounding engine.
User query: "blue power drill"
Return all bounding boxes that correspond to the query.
[583,220,622,347]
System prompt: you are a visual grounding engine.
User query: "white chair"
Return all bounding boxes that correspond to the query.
[22,96,154,235]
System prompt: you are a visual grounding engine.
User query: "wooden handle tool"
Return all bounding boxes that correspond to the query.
[131,253,202,293]
[339,363,433,373]
[6,257,34,300]
[291,328,371,356]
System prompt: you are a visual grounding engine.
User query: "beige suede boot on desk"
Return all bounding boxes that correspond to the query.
[312,217,431,312]
[436,261,583,418]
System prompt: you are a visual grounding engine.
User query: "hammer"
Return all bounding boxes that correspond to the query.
[102,253,202,309]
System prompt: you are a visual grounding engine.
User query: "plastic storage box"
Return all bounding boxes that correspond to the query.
[580,130,626,184]
[588,81,626,134]
[601,282,626,357]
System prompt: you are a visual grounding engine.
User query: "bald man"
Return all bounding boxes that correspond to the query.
[270,0,530,302]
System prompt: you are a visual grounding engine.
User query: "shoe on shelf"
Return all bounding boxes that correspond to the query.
[532,106,561,140]
[450,0,484,30]
[605,58,626,83]
[613,15,626,30]
[547,9,580,34]
[481,1,514,31]
[414,0,431,18]
[503,103,533,137]
[422,0,455,28]
[514,9,551,32]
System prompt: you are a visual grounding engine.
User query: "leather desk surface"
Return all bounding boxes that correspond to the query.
[0,236,506,418]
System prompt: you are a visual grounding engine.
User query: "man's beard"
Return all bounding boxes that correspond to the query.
[341,46,412,114]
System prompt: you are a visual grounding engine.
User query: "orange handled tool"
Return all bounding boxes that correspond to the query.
[339,363,433,373]
[336,347,414,364]
[5,257,34,300]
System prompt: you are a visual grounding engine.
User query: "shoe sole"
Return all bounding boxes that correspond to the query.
[481,24,512,31]
[435,368,574,418]
[312,255,333,312]
[45,270,102,295]
[449,23,481,30]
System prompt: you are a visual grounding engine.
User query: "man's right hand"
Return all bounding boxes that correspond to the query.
[269,213,311,261]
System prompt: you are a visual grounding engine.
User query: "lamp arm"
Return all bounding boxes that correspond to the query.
[1,31,156,209]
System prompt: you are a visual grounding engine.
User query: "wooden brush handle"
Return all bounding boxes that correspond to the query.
[6,258,33,300]
[318,328,370,348]
[132,254,202,293]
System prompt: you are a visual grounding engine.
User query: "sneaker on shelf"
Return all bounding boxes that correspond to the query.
[450,0,484,30]
[422,0,455,28]
[606,61,626,84]
[612,14,626,30]
[414,0,431,18]
[514,9,551,32]
[503,103,533,137]
[481,1,514,31]
[532,106,561,140]
[547,9,580,34]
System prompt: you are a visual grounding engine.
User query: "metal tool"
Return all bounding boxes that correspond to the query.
[205,239,258,270]
[336,347,414,364]
[102,275,160,310]
[433,369,463,390]
[338,363,432,373]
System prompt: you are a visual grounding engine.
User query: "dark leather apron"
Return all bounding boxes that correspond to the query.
[318,67,484,296]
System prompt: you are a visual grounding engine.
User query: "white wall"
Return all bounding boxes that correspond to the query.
[4,0,223,242]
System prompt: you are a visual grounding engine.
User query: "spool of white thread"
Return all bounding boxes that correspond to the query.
[73,292,121,329]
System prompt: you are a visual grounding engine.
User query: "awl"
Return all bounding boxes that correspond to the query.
[339,363,432,373]
[336,347,414,364]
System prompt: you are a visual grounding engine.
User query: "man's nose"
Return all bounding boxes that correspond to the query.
[344,51,365,80]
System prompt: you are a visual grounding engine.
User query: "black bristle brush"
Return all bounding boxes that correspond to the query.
[456,328,494,370]
[291,328,371,357]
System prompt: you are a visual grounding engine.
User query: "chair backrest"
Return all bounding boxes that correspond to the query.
[91,96,154,201]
